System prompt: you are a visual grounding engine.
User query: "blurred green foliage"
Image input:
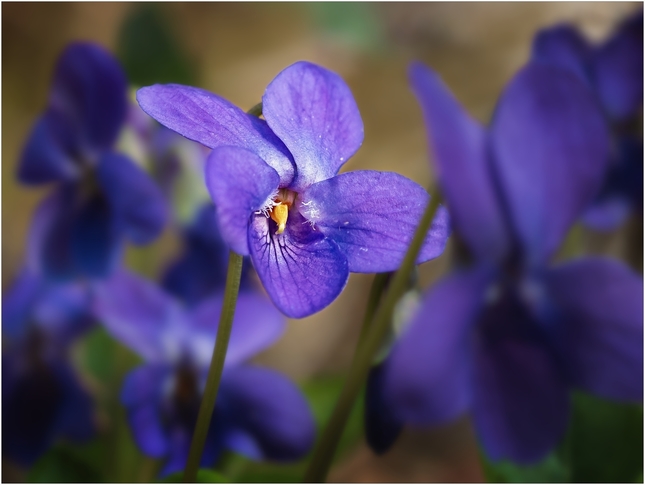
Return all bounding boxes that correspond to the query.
[117,3,195,87]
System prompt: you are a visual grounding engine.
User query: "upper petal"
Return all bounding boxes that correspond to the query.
[531,24,592,84]
[591,11,643,123]
[545,257,643,402]
[219,365,316,461]
[409,62,511,264]
[50,42,127,154]
[96,152,168,245]
[263,61,364,191]
[188,292,286,368]
[248,210,349,318]
[136,84,295,186]
[490,62,609,267]
[300,170,450,272]
[204,146,281,256]
[473,291,570,464]
[92,269,179,362]
[383,266,493,424]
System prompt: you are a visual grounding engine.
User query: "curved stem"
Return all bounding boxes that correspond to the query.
[303,190,443,483]
[183,251,244,483]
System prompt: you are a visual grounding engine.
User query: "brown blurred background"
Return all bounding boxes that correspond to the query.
[3,3,640,482]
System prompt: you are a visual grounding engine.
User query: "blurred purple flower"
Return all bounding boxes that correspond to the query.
[137,61,450,318]
[161,203,255,306]
[2,269,95,466]
[371,61,643,463]
[532,11,643,231]
[93,269,315,477]
[19,42,167,281]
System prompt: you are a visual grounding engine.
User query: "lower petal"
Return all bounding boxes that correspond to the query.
[473,292,570,464]
[248,210,349,318]
[545,257,643,402]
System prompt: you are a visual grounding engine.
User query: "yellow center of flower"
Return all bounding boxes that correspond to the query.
[270,203,290,234]
[262,188,297,235]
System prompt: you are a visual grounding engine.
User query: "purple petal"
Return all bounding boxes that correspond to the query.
[27,187,78,281]
[96,152,168,245]
[365,362,403,454]
[581,196,631,231]
[2,269,42,340]
[592,11,643,123]
[473,292,570,464]
[189,292,286,368]
[205,146,281,256]
[248,210,349,318]
[92,270,179,362]
[33,282,93,344]
[409,62,511,264]
[70,194,122,279]
[490,62,609,267]
[159,429,191,478]
[383,266,493,424]
[531,24,592,84]
[136,84,295,186]
[545,257,643,401]
[50,42,127,154]
[121,365,169,457]
[300,170,450,272]
[263,61,364,191]
[220,366,316,460]
[54,363,95,442]
[18,112,80,185]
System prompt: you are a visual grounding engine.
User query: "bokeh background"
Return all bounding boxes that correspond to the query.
[3,2,642,482]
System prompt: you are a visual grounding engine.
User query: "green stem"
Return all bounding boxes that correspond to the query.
[303,191,443,482]
[353,272,391,361]
[183,251,244,483]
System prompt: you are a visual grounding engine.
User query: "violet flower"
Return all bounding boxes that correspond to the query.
[93,270,315,477]
[162,203,255,306]
[2,269,95,466]
[372,61,643,463]
[18,42,167,281]
[532,11,643,231]
[137,61,450,318]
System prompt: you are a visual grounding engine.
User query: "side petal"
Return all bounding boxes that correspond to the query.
[205,146,281,256]
[121,365,170,458]
[2,269,42,340]
[248,210,349,318]
[136,84,295,186]
[92,270,178,362]
[383,266,493,424]
[365,362,403,454]
[545,257,643,401]
[263,61,364,191]
[189,292,286,368]
[50,42,127,154]
[531,24,592,84]
[219,366,316,461]
[54,363,95,442]
[591,11,643,123]
[17,112,80,185]
[409,62,511,264]
[473,291,570,464]
[490,62,609,267]
[300,170,450,273]
[96,152,168,245]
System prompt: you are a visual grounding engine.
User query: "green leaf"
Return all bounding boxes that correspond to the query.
[117,4,195,86]
[481,452,569,483]
[28,446,102,483]
[161,469,228,483]
[82,326,116,383]
[570,392,643,482]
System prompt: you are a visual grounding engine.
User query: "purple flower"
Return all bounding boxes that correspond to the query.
[2,269,95,466]
[18,42,167,281]
[532,11,643,231]
[374,61,643,463]
[92,270,316,477]
[137,61,450,318]
[162,203,255,306]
